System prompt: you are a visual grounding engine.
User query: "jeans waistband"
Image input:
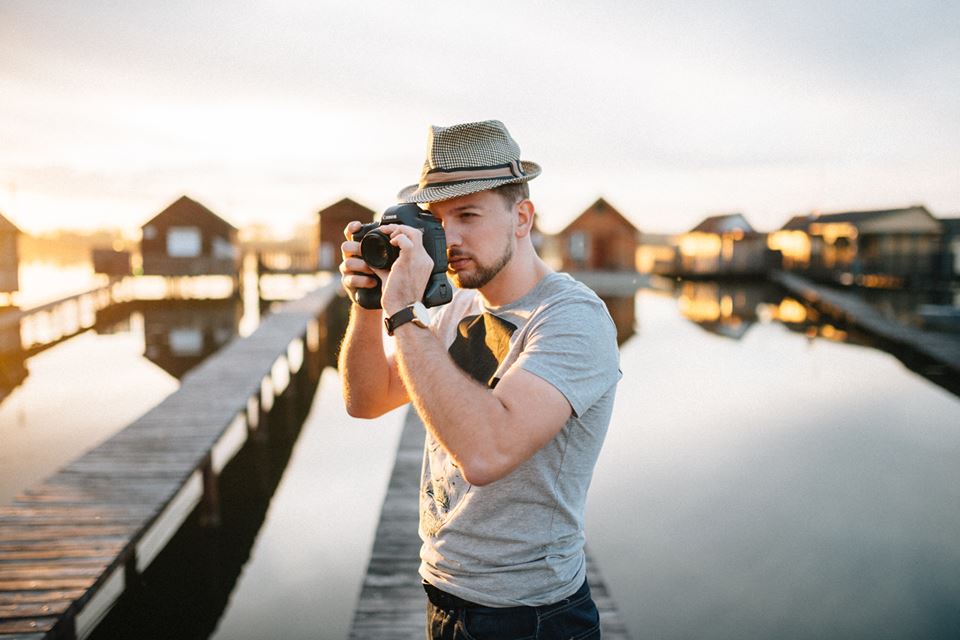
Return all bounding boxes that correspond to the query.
[422,579,591,612]
[422,581,483,609]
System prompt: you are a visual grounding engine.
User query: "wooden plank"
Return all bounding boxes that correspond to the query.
[0,592,85,606]
[0,602,71,618]
[0,618,56,635]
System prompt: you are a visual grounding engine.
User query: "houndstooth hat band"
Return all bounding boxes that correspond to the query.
[397,120,541,204]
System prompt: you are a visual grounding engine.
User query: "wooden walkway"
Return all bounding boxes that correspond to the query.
[771,271,960,375]
[0,282,339,640]
[349,409,632,639]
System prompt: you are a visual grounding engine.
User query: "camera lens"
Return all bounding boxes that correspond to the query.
[360,231,399,269]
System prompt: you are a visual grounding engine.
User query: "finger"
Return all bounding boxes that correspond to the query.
[390,232,417,252]
[343,220,363,240]
[341,256,373,274]
[342,273,378,290]
[341,239,362,258]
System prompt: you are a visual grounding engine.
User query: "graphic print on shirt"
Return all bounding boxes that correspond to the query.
[421,312,518,536]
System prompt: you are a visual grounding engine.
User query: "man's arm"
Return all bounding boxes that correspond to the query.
[337,222,410,418]
[392,321,572,486]
[337,305,410,418]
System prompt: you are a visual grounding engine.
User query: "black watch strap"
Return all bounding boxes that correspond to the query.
[384,306,416,336]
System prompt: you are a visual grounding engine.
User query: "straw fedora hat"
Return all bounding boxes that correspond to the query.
[397,120,541,204]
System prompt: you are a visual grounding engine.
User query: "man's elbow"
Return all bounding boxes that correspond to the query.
[458,456,510,487]
[343,398,386,420]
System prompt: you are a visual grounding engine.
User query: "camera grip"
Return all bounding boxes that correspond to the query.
[350,278,383,309]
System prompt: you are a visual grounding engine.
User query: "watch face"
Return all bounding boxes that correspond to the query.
[412,302,430,326]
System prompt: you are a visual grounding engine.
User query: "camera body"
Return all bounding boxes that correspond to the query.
[350,203,453,310]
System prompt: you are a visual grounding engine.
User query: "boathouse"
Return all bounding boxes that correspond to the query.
[141,196,240,276]
[317,197,376,270]
[776,205,944,287]
[555,198,639,272]
[677,213,771,277]
[0,212,21,296]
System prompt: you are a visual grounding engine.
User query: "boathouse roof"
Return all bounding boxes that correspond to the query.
[558,198,639,235]
[317,197,376,221]
[142,195,237,232]
[690,213,755,234]
[782,205,942,235]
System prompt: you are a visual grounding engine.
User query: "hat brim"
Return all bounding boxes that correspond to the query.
[397,161,541,204]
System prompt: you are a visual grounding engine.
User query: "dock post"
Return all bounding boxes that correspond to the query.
[199,456,221,528]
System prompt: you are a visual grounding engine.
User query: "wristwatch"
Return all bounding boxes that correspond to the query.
[385,301,430,336]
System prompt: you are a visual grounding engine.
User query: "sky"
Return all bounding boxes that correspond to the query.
[1,0,958,236]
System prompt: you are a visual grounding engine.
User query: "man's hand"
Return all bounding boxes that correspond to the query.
[339,221,379,301]
[372,224,435,316]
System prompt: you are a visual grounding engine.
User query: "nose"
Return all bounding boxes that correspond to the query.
[442,221,462,249]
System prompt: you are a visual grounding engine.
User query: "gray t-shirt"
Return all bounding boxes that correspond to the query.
[418,272,622,607]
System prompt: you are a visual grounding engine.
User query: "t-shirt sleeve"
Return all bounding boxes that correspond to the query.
[514,296,621,417]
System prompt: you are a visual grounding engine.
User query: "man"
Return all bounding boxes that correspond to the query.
[338,120,620,639]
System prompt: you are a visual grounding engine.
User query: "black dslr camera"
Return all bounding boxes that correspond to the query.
[350,203,453,310]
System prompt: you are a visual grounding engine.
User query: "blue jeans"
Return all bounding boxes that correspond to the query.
[424,579,601,640]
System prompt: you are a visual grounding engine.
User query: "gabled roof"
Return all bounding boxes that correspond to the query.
[317,197,377,221]
[809,205,933,225]
[142,196,237,232]
[690,213,754,234]
[559,197,639,235]
[0,213,22,234]
[780,215,815,231]
[780,205,942,234]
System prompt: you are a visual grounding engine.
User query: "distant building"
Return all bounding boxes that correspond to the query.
[141,196,240,276]
[637,233,679,276]
[773,205,944,287]
[555,198,639,272]
[677,213,772,277]
[317,198,376,270]
[0,213,21,295]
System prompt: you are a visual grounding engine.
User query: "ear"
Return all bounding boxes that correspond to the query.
[514,199,535,239]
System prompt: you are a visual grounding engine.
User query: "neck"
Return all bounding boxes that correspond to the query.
[478,246,553,307]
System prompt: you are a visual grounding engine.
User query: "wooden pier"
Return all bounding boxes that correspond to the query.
[0,282,339,640]
[349,409,632,639]
[771,271,960,375]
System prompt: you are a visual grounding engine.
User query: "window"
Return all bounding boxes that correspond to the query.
[569,232,588,262]
[212,236,236,260]
[167,227,202,257]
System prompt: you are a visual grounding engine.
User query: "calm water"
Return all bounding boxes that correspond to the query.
[3,277,960,639]
[588,286,960,639]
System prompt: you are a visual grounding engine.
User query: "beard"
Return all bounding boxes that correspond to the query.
[448,236,514,289]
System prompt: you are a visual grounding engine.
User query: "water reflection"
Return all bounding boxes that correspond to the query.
[666,279,960,396]
[0,317,27,403]
[599,295,638,346]
[142,298,242,379]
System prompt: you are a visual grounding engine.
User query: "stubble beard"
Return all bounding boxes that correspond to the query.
[449,236,514,290]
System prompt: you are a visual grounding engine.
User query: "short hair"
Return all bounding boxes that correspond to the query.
[492,181,530,207]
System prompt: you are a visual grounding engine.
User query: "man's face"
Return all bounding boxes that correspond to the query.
[428,190,518,290]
